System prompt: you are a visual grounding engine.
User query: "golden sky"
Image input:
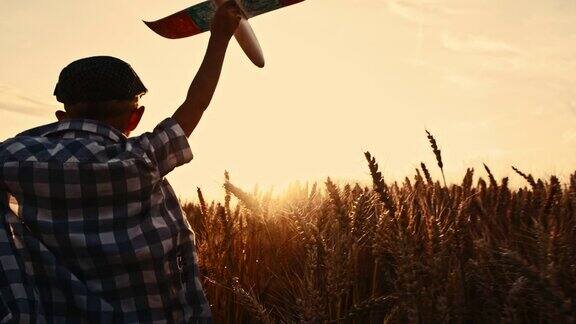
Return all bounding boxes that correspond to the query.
[1,0,576,199]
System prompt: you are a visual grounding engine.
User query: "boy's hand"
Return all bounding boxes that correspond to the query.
[211,1,243,40]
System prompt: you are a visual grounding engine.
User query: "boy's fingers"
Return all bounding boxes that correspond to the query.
[227,8,243,21]
[228,6,241,15]
[226,1,245,17]
[222,0,240,11]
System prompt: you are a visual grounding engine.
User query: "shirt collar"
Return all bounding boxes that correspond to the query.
[17,119,127,143]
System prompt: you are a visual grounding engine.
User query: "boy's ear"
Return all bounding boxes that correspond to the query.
[127,106,145,133]
[55,110,67,121]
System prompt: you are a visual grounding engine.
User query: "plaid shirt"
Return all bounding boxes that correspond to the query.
[0,117,211,323]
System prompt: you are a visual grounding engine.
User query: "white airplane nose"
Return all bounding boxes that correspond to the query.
[212,0,266,68]
[235,18,265,68]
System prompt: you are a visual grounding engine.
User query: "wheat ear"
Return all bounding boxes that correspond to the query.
[425,130,446,187]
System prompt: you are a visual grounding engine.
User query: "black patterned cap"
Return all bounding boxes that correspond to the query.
[54,56,147,105]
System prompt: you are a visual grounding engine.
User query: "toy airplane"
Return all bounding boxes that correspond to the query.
[144,0,305,68]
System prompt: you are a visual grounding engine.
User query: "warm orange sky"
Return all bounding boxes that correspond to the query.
[1,0,576,200]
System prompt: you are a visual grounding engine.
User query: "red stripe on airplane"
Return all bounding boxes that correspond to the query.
[145,10,202,39]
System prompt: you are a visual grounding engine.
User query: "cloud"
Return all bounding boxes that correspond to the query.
[561,88,576,116]
[387,0,442,24]
[444,72,487,90]
[0,84,52,117]
[442,32,520,57]
[562,129,576,144]
[387,0,473,24]
[388,0,576,109]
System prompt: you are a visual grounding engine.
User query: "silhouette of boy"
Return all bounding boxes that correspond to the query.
[0,2,242,322]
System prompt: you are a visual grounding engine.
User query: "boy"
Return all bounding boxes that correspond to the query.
[0,2,242,322]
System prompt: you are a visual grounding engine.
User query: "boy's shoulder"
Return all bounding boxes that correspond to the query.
[0,120,61,152]
[15,120,63,138]
[0,122,55,162]
[0,119,126,164]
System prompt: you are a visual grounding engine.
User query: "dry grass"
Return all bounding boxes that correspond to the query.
[182,131,576,323]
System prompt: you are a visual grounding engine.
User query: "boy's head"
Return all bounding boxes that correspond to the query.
[54,56,147,136]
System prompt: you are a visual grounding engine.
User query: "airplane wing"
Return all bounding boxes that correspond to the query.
[238,0,305,18]
[144,0,305,39]
[144,1,216,39]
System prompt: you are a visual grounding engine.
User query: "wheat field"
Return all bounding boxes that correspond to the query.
[182,132,576,323]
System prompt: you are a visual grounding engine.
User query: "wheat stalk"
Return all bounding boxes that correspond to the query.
[223,181,262,215]
[483,163,498,187]
[511,166,537,188]
[425,130,446,187]
[420,162,433,186]
[197,187,208,217]
[232,279,274,324]
[364,151,396,216]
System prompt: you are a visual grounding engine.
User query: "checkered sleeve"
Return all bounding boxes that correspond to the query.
[132,117,193,177]
[0,191,45,323]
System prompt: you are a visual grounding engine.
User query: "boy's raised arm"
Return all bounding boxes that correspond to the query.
[172,1,242,137]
